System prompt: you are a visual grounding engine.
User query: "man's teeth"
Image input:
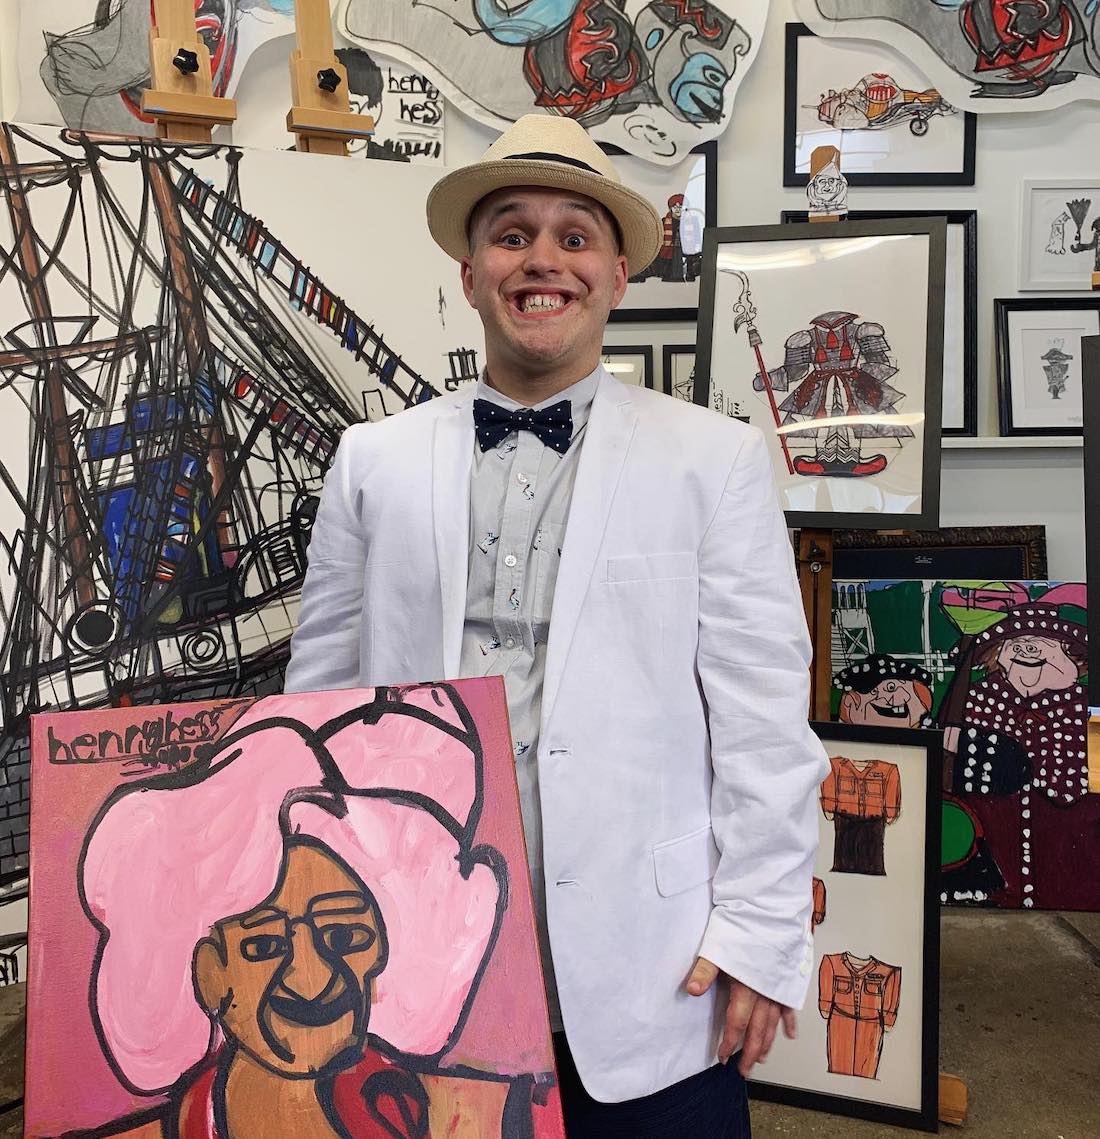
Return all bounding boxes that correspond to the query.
[522,293,565,312]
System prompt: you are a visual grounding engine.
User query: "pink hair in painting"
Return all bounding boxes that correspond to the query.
[80,685,503,1095]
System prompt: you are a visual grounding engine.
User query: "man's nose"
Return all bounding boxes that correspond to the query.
[523,231,563,275]
[280,925,335,1002]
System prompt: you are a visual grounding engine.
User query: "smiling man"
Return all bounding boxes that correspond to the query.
[287,114,828,1139]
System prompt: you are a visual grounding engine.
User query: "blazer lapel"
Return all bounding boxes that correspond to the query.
[542,370,636,725]
[432,391,475,676]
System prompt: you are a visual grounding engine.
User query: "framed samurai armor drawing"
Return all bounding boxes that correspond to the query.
[782,209,976,435]
[749,722,941,1133]
[783,23,977,189]
[695,219,947,529]
[603,143,718,324]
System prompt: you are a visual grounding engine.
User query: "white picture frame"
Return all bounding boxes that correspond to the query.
[1019,181,1100,292]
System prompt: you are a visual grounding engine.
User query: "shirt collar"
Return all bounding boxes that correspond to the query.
[474,365,602,438]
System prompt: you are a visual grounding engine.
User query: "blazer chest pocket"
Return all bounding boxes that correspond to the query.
[606,551,697,585]
[653,824,719,897]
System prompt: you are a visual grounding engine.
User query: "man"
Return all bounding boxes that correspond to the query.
[286,114,827,1138]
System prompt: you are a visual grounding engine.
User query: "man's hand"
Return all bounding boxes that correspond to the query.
[686,957,797,1078]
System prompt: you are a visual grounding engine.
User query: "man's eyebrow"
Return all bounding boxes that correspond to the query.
[239,907,286,930]
[308,891,370,917]
[483,197,604,228]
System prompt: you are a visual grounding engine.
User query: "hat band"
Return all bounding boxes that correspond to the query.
[503,152,604,176]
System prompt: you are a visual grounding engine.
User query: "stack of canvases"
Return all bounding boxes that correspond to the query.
[831,580,1095,912]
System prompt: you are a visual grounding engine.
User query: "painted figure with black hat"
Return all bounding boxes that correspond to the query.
[287,114,827,1138]
[836,653,934,729]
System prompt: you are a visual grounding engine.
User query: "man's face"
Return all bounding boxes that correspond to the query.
[997,635,1080,697]
[195,841,386,1078]
[841,679,926,727]
[461,188,628,383]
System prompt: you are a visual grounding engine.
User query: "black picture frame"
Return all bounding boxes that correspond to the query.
[995,297,1100,436]
[783,23,977,189]
[1083,336,1100,707]
[782,209,976,436]
[749,721,942,1133]
[601,344,655,389]
[694,218,946,530]
[661,343,696,401]
[601,141,718,324]
[827,525,1048,581]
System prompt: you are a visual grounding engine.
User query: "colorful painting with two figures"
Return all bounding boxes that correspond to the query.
[831,579,1096,911]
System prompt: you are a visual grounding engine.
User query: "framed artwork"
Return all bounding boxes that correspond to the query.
[1019,181,1100,292]
[695,218,947,530]
[830,579,1096,913]
[829,525,1048,581]
[662,343,697,402]
[1085,337,1100,709]
[604,143,717,324]
[995,298,1100,436]
[25,682,567,1137]
[783,23,976,188]
[750,721,941,1133]
[782,209,976,435]
[601,344,654,389]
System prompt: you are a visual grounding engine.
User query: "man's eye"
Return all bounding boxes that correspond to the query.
[241,934,289,962]
[564,234,586,249]
[318,923,377,956]
[501,233,526,248]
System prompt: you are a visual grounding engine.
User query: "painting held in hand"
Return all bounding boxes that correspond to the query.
[26,681,566,1138]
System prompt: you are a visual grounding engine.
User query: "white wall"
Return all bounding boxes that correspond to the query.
[0,0,1092,575]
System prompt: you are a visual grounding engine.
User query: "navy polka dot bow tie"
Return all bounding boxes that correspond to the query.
[472,398,573,454]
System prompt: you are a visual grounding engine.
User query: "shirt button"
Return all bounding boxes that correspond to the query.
[504,554,518,567]
[517,472,528,485]
[504,637,516,648]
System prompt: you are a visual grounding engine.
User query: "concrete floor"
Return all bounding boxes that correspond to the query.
[1,909,1098,1137]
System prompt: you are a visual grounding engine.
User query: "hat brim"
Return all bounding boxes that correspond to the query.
[426,158,663,277]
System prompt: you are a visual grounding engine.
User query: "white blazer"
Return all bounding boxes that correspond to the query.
[285,369,828,1102]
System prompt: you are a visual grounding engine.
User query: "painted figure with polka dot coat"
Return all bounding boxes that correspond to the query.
[944,584,1093,909]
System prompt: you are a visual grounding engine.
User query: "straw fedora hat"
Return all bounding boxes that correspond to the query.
[426,114,663,276]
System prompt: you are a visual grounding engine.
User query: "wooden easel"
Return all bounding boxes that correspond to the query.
[800,150,968,1125]
[286,0,375,155]
[141,0,237,142]
[799,145,847,720]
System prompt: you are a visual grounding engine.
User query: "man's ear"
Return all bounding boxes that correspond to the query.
[610,253,629,309]
[194,934,230,1017]
[460,258,477,309]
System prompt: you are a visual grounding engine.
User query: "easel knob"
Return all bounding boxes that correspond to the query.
[141,0,237,143]
[286,0,376,156]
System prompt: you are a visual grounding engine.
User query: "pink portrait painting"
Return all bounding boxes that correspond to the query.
[25,678,566,1138]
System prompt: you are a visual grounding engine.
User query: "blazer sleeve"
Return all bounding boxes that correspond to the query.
[284,425,369,694]
[817,955,834,1020]
[885,761,902,822]
[695,428,829,1010]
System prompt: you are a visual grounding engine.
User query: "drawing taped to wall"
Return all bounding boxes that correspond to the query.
[811,72,956,135]
[25,682,566,1136]
[830,579,1099,912]
[799,0,1100,111]
[338,0,770,164]
[0,123,483,909]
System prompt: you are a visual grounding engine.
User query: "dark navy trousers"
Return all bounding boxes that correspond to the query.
[553,1033,751,1139]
